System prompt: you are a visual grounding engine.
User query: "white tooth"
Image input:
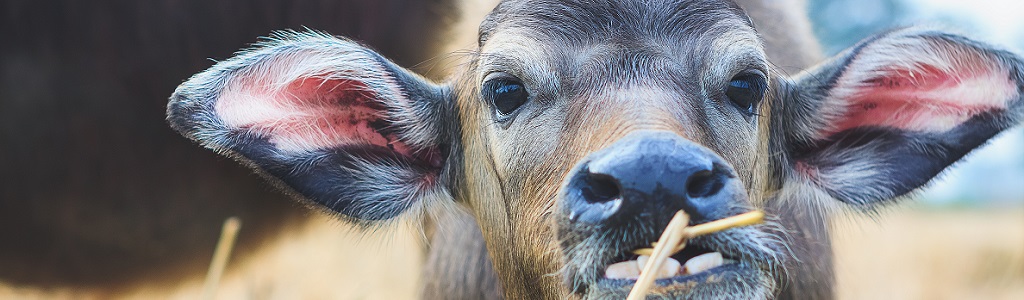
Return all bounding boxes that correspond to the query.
[605,260,641,279]
[636,255,681,279]
[683,252,724,275]
[658,257,681,278]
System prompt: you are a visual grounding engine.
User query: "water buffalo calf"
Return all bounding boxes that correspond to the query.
[168,0,1024,298]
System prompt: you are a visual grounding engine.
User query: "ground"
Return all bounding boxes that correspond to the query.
[833,206,1024,300]
[2,206,1022,300]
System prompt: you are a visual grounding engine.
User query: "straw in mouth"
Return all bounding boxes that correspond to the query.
[625,211,764,300]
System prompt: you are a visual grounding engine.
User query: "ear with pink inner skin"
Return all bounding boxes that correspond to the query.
[778,27,1024,207]
[167,31,454,224]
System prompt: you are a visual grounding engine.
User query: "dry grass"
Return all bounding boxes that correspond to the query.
[0,213,425,300]
[833,206,1024,300]
[3,207,1020,299]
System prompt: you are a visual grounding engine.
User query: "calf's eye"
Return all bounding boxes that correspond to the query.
[726,73,767,115]
[484,75,528,117]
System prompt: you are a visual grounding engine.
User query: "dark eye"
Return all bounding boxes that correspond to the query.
[726,73,767,115]
[484,75,528,117]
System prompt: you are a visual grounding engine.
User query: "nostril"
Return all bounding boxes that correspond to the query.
[686,168,727,199]
[580,172,621,204]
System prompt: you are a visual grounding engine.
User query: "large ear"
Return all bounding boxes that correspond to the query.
[776,27,1024,207]
[167,31,455,224]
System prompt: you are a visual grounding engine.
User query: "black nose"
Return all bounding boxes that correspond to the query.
[564,131,743,225]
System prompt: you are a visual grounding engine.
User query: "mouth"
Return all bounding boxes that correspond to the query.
[563,226,784,299]
[593,238,772,299]
[603,244,734,281]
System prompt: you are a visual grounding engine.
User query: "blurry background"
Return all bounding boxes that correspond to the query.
[0,0,466,297]
[0,0,1021,299]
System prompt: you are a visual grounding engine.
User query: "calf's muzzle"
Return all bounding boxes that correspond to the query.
[564,131,745,226]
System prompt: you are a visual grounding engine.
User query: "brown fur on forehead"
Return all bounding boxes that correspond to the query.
[481,0,753,47]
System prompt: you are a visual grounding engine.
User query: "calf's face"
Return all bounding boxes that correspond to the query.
[167,0,1024,298]
[457,1,781,298]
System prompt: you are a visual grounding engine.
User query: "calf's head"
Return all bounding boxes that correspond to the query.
[167,0,1024,298]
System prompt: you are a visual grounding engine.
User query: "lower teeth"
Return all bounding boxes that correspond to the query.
[682,252,724,275]
[604,252,726,279]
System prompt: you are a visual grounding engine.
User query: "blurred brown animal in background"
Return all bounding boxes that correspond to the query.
[167,0,1024,299]
[0,0,463,289]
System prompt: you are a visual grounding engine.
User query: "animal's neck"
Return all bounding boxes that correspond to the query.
[767,198,836,299]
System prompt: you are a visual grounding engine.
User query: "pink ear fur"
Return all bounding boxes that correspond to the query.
[216,76,417,158]
[819,34,1018,140]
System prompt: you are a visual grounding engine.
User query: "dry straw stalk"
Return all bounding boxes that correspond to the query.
[626,211,764,300]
